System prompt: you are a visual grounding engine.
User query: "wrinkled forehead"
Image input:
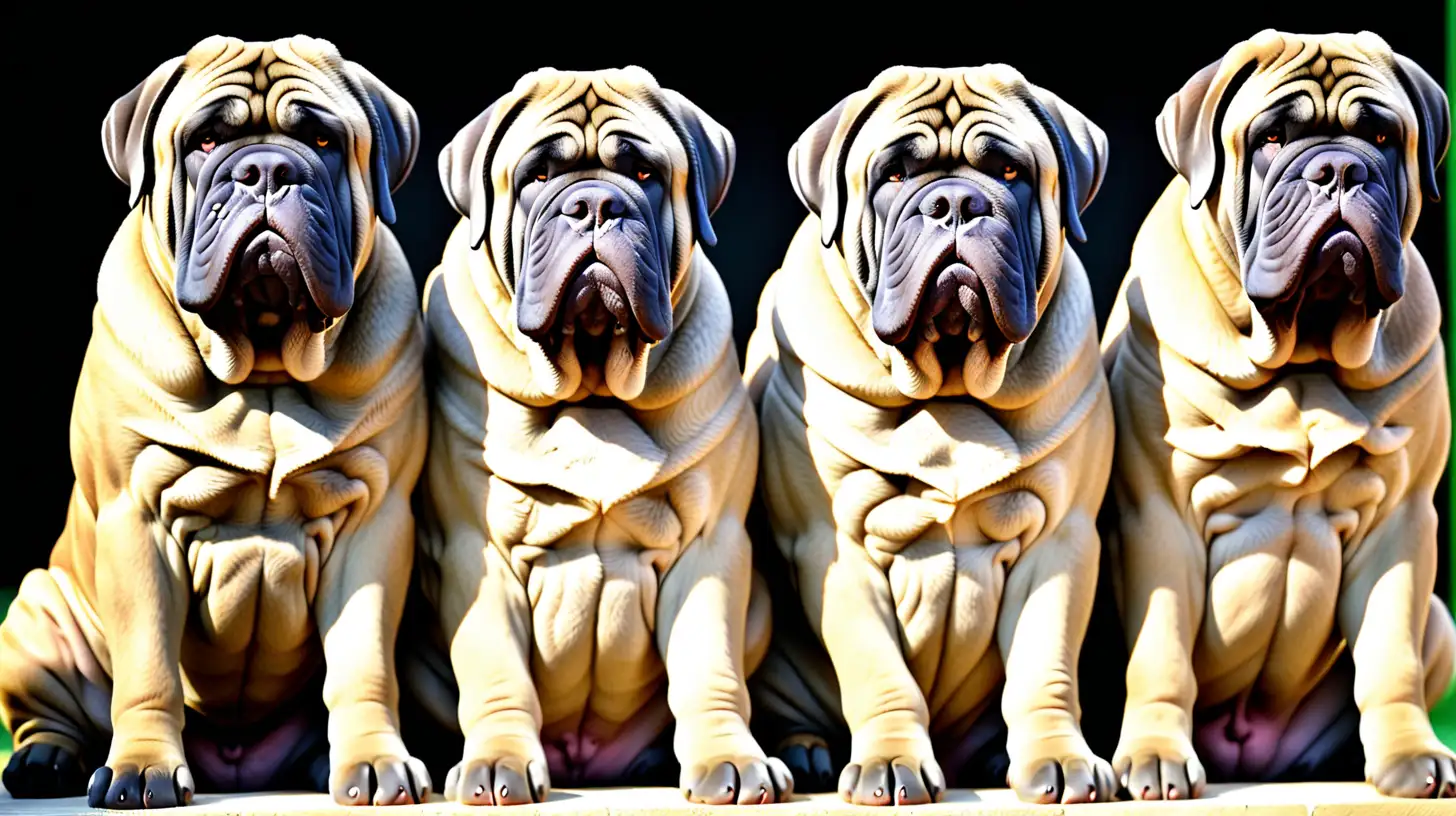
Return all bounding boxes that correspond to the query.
[161,37,367,137]
[1225,35,1413,137]
[854,69,1048,169]
[497,73,686,175]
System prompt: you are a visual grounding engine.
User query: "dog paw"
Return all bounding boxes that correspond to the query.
[1112,744,1206,801]
[445,755,549,806]
[838,755,945,806]
[682,755,794,805]
[86,762,194,809]
[2,742,86,798]
[1369,752,1456,798]
[331,756,433,806]
[1010,752,1117,804]
[776,734,836,793]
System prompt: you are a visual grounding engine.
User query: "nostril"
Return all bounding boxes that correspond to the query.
[273,164,291,187]
[960,197,977,222]
[238,165,260,186]
[929,197,950,220]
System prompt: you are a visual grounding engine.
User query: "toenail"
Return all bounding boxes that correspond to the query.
[146,790,153,801]
[873,787,884,798]
[1045,785,1055,795]
[499,784,509,798]
[898,785,907,799]
[118,792,126,802]
[398,785,406,796]
[347,785,360,799]
[474,785,485,797]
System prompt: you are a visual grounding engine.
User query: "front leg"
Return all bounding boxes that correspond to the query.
[999,510,1115,804]
[87,493,194,810]
[316,488,431,806]
[438,530,548,806]
[659,514,793,805]
[1340,498,1456,799]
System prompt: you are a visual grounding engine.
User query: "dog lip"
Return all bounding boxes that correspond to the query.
[873,240,958,344]
[1248,225,1369,306]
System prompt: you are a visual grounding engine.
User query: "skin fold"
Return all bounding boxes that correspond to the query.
[742,64,1114,806]
[1102,29,1456,800]
[400,67,791,806]
[0,35,428,808]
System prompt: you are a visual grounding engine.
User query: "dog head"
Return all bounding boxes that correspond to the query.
[789,65,1106,400]
[103,35,419,383]
[1158,29,1448,369]
[439,66,734,401]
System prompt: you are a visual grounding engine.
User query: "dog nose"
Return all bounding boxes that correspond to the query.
[1302,151,1368,192]
[232,151,297,196]
[920,180,991,225]
[563,185,630,227]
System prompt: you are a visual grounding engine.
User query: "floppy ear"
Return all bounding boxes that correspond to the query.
[1156,55,1256,209]
[791,89,887,248]
[660,89,735,248]
[439,92,528,251]
[1025,86,1108,243]
[1391,52,1449,203]
[101,56,185,208]
[349,63,421,225]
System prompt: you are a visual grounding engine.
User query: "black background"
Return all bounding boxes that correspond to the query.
[3,9,1448,606]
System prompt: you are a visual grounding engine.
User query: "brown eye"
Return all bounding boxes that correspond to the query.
[1002,164,1019,182]
[1264,130,1283,144]
[314,135,330,149]
[885,161,906,183]
[635,164,654,182]
[199,133,217,154]
[1375,132,1387,145]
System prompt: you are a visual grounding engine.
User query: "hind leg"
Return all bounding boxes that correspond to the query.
[0,569,113,797]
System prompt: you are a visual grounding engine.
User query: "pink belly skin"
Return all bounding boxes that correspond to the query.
[182,705,325,792]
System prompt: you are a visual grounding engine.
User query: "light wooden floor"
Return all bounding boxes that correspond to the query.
[1,783,1452,815]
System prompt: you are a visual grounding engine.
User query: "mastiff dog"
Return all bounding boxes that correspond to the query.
[1103,30,1454,799]
[0,35,428,807]
[744,65,1113,805]
[402,67,791,805]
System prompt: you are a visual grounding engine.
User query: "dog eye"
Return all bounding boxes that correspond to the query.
[1261,129,1283,146]
[527,165,548,184]
[1002,164,1019,182]
[314,134,330,149]
[885,161,907,184]
[198,132,217,154]
[1374,132,1388,145]
[634,163,654,183]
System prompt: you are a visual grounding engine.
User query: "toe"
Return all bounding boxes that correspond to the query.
[527,760,550,802]
[371,759,415,805]
[1059,758,1095,805]
[853,758,891,806]
[688,761,740,805]
[837,763,860,802]
[1376,756,1440,798]
[780,744,809,785]
[492,757,531,805]
[1161,757,1191,801]
[766,756,794,801]
[1014,760,1062,804]
[16,744,58,797]
[458,760,495,806]
[1187,755,1207,799]
[104,764,143,809]
[406,758,433,803]
[921,757,946,803]
[332,762,374,806]
[87,766,113,808]
[142,765,178,808]
[735,761,774,805]
[1436,756,1456,799]
[175,765,196,806]
[1092,758,1117,804]
[810,744,835,792]
[891,761,929,805]
[1129,752,1163,801]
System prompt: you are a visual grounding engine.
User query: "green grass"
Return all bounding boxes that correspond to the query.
[1,585,13,765]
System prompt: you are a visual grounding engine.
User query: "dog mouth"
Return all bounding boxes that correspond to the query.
[901,260,998,367]
[537,254,649,372]
[1253,226,1382,336]
[198,228,333,352]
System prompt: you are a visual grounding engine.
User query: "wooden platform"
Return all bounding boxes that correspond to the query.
[1,783,1452,815]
